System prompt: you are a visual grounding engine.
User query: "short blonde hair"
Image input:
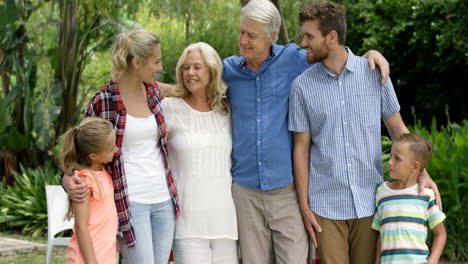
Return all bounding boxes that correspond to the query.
[171,42,229,113]
[393,133,434,172]
[110,28,160,81]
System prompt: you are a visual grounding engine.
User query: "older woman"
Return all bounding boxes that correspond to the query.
[161,42,238,264]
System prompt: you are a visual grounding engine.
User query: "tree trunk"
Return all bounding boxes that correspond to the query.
[185,11,192,43]
[56,0,80,135]
[0,48,10,97]
[0,149,17,186]
[271,0,289,44]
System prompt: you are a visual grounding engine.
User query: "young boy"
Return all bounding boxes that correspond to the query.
[372,133,446,264]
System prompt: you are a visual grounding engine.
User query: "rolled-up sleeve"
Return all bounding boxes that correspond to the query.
[289,82,310,132]
[380,77,401,119]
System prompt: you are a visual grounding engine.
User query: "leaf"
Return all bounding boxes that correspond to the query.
[0,0,20,38]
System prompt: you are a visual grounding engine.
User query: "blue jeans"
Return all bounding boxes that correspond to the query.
[119,199,175,264]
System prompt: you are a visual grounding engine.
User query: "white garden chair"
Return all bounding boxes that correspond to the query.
[45,185,74,264]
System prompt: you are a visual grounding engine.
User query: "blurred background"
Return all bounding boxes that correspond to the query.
[0,0,466,263]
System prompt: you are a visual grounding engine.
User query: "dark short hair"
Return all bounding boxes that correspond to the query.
[393,133,434,172]
[299,2,347,45]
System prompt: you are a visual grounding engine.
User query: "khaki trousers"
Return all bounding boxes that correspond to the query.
[232,182,308,264]
[315,214,377,264]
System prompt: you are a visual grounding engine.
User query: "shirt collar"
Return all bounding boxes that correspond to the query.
[318,46,356,79]
[111,81,157,113]
[344,47,357,72]
[238,44,278,69]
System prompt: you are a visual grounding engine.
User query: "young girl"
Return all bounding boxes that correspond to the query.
[62,117,118,264]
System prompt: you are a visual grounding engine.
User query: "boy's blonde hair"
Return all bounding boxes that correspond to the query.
[61,117,115,220]
[393,133,433,172]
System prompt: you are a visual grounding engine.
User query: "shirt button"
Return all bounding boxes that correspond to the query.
[256,77,260,81]
[341,101,345,104]
[348,163,352,167]
[257,141,261,144]
[258,162,262,166]
[343,121,347,125]
[339,81,342,85]
[345,143,349,147]
[257,98,261,102]
[257,119,261,123]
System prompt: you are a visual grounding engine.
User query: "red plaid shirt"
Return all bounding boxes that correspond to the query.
[85,80,180,248]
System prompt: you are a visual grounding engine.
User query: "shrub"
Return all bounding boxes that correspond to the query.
[0,162,60,237]
[344,0,467,126]
[413,119,468,260]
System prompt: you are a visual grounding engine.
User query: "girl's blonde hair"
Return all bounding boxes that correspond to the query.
[61,117,114,220]
[171,42,229,113]
[110,28,160,81]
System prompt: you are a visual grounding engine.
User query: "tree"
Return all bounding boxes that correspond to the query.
[55,0,131,135]
[271,0,290,44]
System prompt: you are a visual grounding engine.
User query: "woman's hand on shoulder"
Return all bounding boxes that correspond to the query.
[157,82,176,98]
[62,173,89,203]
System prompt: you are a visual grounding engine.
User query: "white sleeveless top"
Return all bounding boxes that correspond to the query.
[162,97,237,240]
[121,113,171,204]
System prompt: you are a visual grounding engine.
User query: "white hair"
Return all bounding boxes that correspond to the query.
[241,0,281,43]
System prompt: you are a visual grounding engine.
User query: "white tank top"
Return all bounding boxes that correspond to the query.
[121,113,171,204]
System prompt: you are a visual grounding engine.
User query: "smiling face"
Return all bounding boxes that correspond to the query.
[239,16,273,63]
[135,44,163,83]
[388,142,418,181]
[300,20,330,64]
[182,49,211,94]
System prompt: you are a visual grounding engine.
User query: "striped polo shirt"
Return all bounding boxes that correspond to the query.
[372,182,446,263]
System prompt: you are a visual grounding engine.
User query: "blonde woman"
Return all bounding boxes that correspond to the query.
[62,28,178,264]
[161,42,238,263]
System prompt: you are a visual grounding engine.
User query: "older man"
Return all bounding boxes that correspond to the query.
[222,0,390,263]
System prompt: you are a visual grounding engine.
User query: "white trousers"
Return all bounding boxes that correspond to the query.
[172,238,239,264]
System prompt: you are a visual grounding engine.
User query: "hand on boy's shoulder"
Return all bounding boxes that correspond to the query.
[422,187,436,197]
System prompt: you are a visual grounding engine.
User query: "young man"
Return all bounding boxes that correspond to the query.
[372,133,446,264]
[288,2,439,263]
[222,0,391,263]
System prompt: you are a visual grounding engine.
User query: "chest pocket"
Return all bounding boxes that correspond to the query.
[269,72,292,97]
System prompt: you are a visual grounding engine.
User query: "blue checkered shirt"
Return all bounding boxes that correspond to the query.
[288,48,401,220]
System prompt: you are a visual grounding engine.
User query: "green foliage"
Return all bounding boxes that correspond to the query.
[382,119,468,261]
[343,0,467,125]
[381,135,392,178]
[412,119,468,261]
[0,162,60,237]
[133,0,241,83]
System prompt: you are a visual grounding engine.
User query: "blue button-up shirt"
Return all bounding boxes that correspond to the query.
[223,44,310,190]
[288,48,401,219]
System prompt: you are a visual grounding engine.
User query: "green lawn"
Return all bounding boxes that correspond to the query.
[0,231,66,264]
[0,248,66,264]
[0,231,466,264]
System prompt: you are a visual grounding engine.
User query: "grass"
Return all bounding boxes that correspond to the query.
[0,231,466,264]
[0,249,67,264]
[0,231,66,264]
